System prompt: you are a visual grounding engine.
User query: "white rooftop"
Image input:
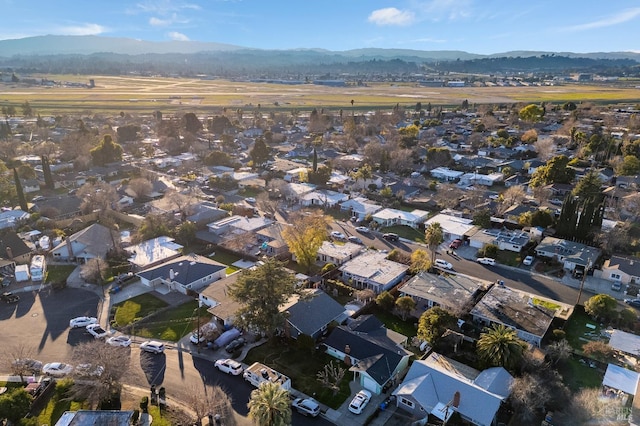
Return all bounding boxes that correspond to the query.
[339,251,408,286]
[373,208,429,222]
[425,213,475,237]
[125,236,183,268]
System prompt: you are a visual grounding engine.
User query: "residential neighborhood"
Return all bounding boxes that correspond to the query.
[2,79,640,426]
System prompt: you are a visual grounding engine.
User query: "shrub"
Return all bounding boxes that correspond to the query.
[140,396,149,413]
[551,329,566,341]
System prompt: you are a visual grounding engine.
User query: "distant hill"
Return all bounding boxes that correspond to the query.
[1,35,639,62]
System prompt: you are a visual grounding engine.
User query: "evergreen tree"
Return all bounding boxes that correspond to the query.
[41,156,54,190]
[13,168,27,211]
[312,147,318,172]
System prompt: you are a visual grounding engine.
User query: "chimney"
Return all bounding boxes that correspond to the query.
[65,237,74,259]
[169,269,175,280]
[452,391,460,408]
[5,246,13,260]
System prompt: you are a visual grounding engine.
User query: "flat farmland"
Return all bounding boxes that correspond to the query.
[2,74,640,114]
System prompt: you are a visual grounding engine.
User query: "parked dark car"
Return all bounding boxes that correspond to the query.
[225,337,247,353]
[382,233,399,242]
[449,239,463,249]
[1,291,19,303]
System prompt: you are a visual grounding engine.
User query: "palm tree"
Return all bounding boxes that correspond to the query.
[424,222,444,263]
[476,324,527,371]
[248,382,291,426]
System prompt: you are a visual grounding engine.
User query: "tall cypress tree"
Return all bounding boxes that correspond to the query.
[312,147,318,172]
[13,168,27,211]
[42,155,54,190]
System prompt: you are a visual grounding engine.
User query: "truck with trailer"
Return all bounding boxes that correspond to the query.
[243,362,291,391]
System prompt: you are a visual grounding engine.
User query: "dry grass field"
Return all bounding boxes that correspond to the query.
[2,74,640,114]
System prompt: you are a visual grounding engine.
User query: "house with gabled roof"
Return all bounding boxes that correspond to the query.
[535,236,601,274]
[393,352,513,425]
[50,223,115,262]
[596,255,640,285]
[339,251,408,294]
[280,289,347,340]
[124,236,183,270]
[0,231,32,264]
[137,254,226,295]
[372,208,429,229]
[339,197,383,221]
[323,315,411,394]
[315,241,363,266]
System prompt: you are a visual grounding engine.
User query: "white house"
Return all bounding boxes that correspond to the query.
[340,198,383,220]
[595,256,640,285]
[424,214,475,242]
[125,236,183,270]
[300,190,348,208]
[430,167,464,182]
[50,223,115,262]
[535,237,601,274]
[315,241,363,266]
[339,251,408,294]
[372,208,429,229]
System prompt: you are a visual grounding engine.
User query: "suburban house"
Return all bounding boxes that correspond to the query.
[299,189,348,208]
[371,208,429,229]
[256,223,291,258]
[323,315,411,394]
[339,198,383,221]
[430,167,464,182]
[535,237,602,275]
[21,179,40,193]
[207,215,273,236]
[393,353,513,425]
[0,231,32,264]
[199,272,243,328]
[49,223,115,262]
[137,254,226,294]
[425,214,476,243]
[279,289,347,340]
[602,363,640,400]
[471,229,530,253]
[469,284,573,347]
[339,251,408,294]
[185,202,229,227]
[315,241,363,266]
[0,209,30,230]
[596,256,640,286]
[124,236,183,270]
[398,272,489,315]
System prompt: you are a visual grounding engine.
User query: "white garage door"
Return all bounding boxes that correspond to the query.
[362,375,378,393]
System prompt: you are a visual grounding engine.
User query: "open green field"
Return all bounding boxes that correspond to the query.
[2,75,640,114]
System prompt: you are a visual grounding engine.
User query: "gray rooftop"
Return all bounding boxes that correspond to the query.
[399,272,488,311]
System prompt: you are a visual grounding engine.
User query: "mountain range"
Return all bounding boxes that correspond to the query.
[1,35,639,62]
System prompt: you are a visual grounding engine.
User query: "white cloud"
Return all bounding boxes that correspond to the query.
[168,31,190,41]
[368,8,415,26]
[401,37,447,44]
[564,7,640,32]
[149,13,189,26]
[421,0,472,21]
[56,23,106,36]
[134,1,201,14]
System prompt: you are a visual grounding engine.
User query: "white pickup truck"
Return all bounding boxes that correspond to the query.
[243,362,291,391]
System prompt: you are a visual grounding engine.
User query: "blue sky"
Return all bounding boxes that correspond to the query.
[1,0,637,54]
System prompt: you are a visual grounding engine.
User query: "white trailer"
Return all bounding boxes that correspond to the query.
[15,264,30,282]
[243,362,291,391]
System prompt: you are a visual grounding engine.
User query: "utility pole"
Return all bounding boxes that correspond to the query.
[576,258,592,306]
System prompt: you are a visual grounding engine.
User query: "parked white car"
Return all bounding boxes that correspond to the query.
[434,259,453,270]
[523,255,535,266]
[86,324,108,339]
[140,341,165,354]
[106,335,132,347]
[477,257,496,266]
[348,390,372,414]
[42,362,73,377]
[214,359,244,376]
[69,316,97,329]
[331,231,346,240]
[292,398,320,417]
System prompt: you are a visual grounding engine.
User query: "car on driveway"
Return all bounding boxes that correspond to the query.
[331,231,346,240]
[625,299,640,308]
[42,362,73,377]
[292,397,320,417]
[355,226,370,234]
[69,316,98,329]
[434,259,453,270]
[86,324,108,339]
[140,341,165,354]
[348,390,372,414]
[1,291,19,303]
[12,358,43,374]
[214,359,244,376]
[449,239,463,249]
[523,255,535,266]
[477,257,496,266]
[106,335,132,347]
[225,337,247,353]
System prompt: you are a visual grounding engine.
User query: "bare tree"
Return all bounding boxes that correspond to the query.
[316,361,346,396]
[182,382,235,426]
[555,388,627,425]
[2,344,39,382]
[433,183,463,209]
[498,185,526,214]
[545,339,572,365]
[164,189,196,221]
[70,340,142,408]
[80,258,109,284]
[77,181,119,215]
[128,177,153,199]
[256,192,278,217]
[531,185,552,205]
[354,289,375,304]
[534,136,555,161]
[509,373,552,422]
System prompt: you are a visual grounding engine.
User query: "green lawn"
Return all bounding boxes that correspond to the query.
[113,294,168,327]
[380,225,426,243]
[243,339,351,409]
[37,380,88,426]
[496,250,522,267]
[563,306,602,351]
[46,265,77,283]
[368,306,418,339]
[557,357,604,391]
[209,250,242,266]
[134,301,212,341]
